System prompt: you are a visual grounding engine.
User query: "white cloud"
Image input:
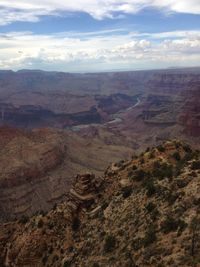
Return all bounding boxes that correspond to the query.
[0,0,200,24]
[0,30,199,71]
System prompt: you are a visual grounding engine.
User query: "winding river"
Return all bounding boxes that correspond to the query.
[105,97,141,125]
[70,97,141,131]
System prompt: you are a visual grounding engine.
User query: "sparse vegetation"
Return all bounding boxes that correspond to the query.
[144,179,156,197]
[134,169,148,181]
[157,145,165,152]
[172,151,181,161]
[1,141,200,267]
[191,160,200,170]
[72,217,80,231]
[143,224,157,247]
[190,216,200,257]
[122,187,133,198]
[19,215,29,224]
[63,260,71,267]
[145,202,156,213]
[37,218,44,228]
[161,215,181,234]
[104,234,116,253]
[152,162,173,180]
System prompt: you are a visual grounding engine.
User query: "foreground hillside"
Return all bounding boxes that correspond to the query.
[0,141,200,267]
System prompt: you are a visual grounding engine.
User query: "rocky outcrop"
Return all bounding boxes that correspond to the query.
[0,141,200,267]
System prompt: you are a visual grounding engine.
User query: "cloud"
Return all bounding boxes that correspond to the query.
[0,0,199,25]
[0,30,199,71]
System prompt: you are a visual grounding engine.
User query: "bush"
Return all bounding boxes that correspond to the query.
[149,151,155,159]
[140,158,145,164]
[104,235,116,253]
[152,162,173,180]
[143,224,157,247]
[132,237,143,251]
[19,215,29,224]
[191,160,200,170]
[122,187,132,198]
[132,165,137,170]
[72,217,80,231]
[161,215,179,234]
[150,208,160,221]
[146,202,156,213]
[172,152,181,161]
[157,145,165,152]
[134,169,147,181]
[145,179,156,197]
[183,144,192,153]
[128,170,133,177]
[37,219,44,228]
[63,261,71,267]
[177,220,188,236]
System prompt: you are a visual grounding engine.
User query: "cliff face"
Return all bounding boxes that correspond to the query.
[0,127,67,221]
[0,127,134,222]
[0,141,200,267]
[179,85,200,137]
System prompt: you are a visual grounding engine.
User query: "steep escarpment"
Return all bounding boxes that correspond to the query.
[0,127,67,221]
[179,85,200,137]
[0,141,200,267]
[0,127,133,222]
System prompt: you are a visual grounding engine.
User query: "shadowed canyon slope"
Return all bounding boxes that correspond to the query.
[0,141,200,267]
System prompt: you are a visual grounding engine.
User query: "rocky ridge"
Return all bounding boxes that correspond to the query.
[0,141,200,266]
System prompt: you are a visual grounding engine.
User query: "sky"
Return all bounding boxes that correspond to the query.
[0,0,200,72]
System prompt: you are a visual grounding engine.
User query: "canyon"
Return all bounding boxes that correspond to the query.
[0,141,200,266]
[0,68,199,222]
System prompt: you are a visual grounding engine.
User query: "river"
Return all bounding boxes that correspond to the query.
[69,97,141,131]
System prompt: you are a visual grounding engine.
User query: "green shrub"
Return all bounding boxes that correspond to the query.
[145,179,156,197]
[150,208,160,221]
[146,147,150,152]
[101,201,109,210]
[143,224,157,247]
[63,261,71,267]
[128,170,133,177]
[140,158,145,164]
[177,220,188,236]
[152,162,173,180]
[161,215,179,234]
[134,169,147,181]
[104,235,116,253]
[157,145,165,152]
[183,144,192,153]
[132,237,143,251]
[19,215,29,224]
[37,219,44,228]
[72,217,80,231]
[149,151,155,159]
[172,152,181,161]
[122,187,132,198]
[145,202,156,213]
[191,160,200,170]
[132,165,137,170]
